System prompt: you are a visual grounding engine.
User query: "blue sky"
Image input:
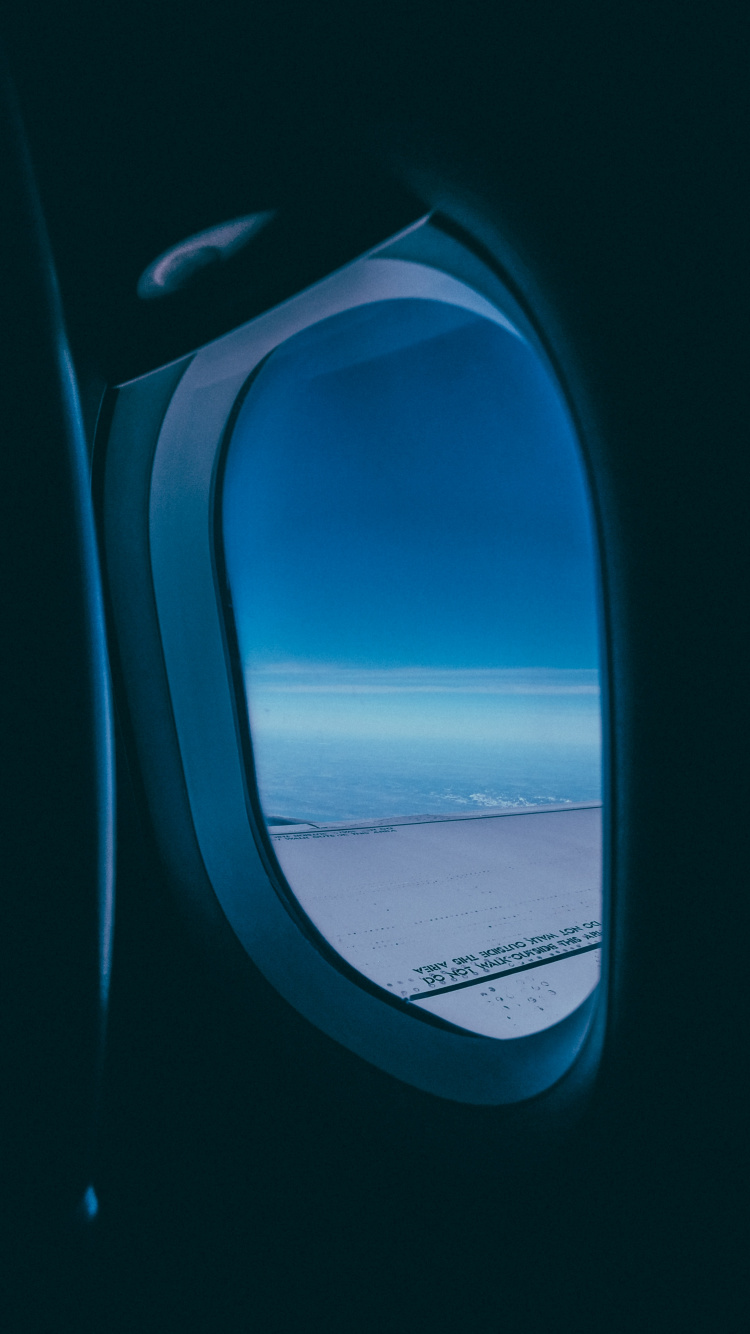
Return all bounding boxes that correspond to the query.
[221,297,600,675]
[220,296,601,816]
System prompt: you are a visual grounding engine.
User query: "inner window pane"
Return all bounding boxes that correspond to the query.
[220,295,602,1040]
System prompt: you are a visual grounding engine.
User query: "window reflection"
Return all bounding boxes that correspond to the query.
[220,294,602,1039]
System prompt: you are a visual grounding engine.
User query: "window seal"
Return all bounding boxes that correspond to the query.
[104,215,607,1104]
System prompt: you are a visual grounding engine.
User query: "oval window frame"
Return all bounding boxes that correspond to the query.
[137,216,608,1103]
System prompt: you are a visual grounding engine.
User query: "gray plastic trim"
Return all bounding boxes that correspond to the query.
[141,217,604,1103]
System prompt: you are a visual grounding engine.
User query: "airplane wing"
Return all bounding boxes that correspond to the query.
[269,802,602,1039]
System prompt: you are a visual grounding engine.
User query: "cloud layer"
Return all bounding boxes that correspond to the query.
[246,663,600,695]
[245,664,602,747]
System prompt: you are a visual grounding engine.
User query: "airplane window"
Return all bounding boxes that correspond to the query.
[219,293,602,1042]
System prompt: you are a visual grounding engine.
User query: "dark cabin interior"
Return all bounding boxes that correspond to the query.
[1,4,746,1329]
